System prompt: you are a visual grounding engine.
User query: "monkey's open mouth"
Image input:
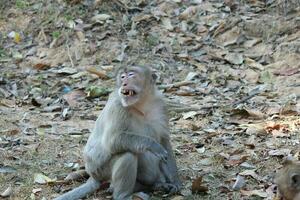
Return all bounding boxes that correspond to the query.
[121,89,136,96]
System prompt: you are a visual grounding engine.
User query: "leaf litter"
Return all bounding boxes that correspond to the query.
[0,0,300,199]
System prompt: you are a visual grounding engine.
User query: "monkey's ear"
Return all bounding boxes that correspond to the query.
[283,156,297,166]
[152,73,157,82]
[291,173,300,187]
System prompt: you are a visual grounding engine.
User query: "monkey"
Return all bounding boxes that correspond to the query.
[275,159,300,200]
[54,66,181,200]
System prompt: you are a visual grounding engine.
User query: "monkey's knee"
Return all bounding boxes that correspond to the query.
[137,152,161,185]
[112,153,138,200]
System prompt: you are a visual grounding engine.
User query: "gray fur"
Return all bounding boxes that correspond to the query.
[54,66,181,200]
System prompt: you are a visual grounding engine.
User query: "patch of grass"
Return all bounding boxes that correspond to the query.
[15,0,29,9]
[0,47,7,58]
[51,31,61,39]
[64,14,73,21]
[146,34,160,47]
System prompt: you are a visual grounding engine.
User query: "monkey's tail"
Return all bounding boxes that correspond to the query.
[54,177,101,200]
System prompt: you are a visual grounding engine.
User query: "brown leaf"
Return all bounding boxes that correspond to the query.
[215,26,241,46]
[86,67,109,79]
[273,67,300,76]
[232,108,265,119]
[227,155,248,166]
[239,169,262,181]
[63,90,86,107]
[64,170,89,181]
[179,6,199,20]
[34,62,51,70]
[265,122,290,137]
[191,176,208,194]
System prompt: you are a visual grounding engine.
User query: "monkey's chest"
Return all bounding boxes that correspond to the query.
[130,117,166,142]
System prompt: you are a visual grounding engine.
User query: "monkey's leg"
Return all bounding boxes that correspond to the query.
[137,152,163,186]
[54,177,100,200]
[136,151,182,195]
[111,152,138,200]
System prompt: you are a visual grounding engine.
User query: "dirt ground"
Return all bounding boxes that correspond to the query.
[0,0,299,199]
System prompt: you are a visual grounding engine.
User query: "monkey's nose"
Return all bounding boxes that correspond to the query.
[122,83,127,87]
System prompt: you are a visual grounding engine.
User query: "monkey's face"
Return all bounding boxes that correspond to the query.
[117,67,146,107]
[275,160,300,200]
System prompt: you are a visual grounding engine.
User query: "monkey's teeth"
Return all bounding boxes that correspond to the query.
[130,91,133,96]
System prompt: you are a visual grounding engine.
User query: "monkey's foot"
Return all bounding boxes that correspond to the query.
[106,185,114,194]
[132,192,149,200]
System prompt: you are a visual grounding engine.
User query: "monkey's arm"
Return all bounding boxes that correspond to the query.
[161,138,182,187]
[111,133,168,161]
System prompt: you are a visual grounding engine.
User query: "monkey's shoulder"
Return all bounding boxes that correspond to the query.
[101,94,131,117]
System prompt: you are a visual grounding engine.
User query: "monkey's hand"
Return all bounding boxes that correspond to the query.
[153,182,181,194]
[148,142,168,162]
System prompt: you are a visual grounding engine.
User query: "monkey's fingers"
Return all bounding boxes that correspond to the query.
[153,151,168,162]
[167,184,180,194]
[149,143,168,162]
[106,185,113,194]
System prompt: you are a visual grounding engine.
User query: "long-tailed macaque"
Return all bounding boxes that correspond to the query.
[275,159,300,200]
[54,66,181,200]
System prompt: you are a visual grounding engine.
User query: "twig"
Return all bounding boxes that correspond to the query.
[169,105,218,113]
[159,81,195,90]
[165,99,218,113]
[66,43,74,68]
[112,0,142,11]
[232,89,261,106]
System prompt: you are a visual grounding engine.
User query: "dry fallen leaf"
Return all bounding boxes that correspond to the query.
[1,187,13,198]
[63,90,85,107]
[91,14,112,23]
[227,155,248,166]
[65,170,89,181]
[32,188,42,194]
[161,17,174,31]
[239,169,262,181]
[268,149,291,157]
[34,62,51,70]
[132,192,149,200]
[225,53,244,65]
[179,6,199,20]
[34,173,55,184]
[265,122,290,137]
[86,67,109,79]
[232,175,246,191]
[182,111,198,120]
[273,67,300,76]
[170,196,184,200]
[240,189,268,198]
[191,176,209,194]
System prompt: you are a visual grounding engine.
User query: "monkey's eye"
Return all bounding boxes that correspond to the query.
[121,74,126,79]
[128,72,135,77]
